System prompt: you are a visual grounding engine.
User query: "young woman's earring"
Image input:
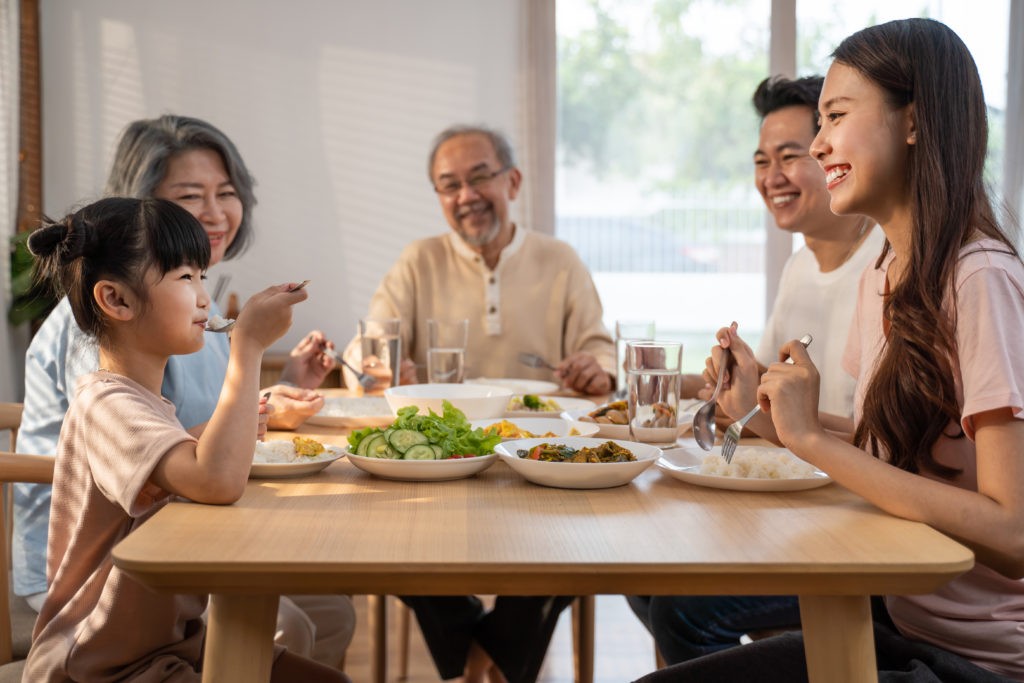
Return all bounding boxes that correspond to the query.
[908,132,917,144]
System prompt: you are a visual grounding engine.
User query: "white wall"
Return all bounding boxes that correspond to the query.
[40,0,526,354]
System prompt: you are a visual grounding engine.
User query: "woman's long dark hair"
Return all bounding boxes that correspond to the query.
[840,19,1017,475]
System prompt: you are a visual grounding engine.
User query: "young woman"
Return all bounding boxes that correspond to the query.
[640,18,1024,682]
[14,115,353,665]
[21,197,348,682]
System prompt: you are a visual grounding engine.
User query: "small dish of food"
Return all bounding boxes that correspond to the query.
[505,395,596,419]
[495,436,661,489]
[469,418,599,440]
[250,437,345,479]
[564,399,703,440]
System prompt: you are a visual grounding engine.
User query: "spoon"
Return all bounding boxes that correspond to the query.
[205,314,235,333]
[323,348,377,391]
[691,346,730,451]
[518,352,557,371]
[287,280,310,292]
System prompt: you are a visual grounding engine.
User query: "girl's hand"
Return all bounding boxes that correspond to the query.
[704,323,761,420]
[257,393,272,441]
[264,384,325,431]
[756,340,824,448]
[233,283,308,350]
[280,330,336,389]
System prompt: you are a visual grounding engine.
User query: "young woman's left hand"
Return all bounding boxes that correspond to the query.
[756,340,825,448]
[264,384,325,430]
[280,330,336,389]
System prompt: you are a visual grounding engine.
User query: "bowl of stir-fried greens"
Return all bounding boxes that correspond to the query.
[494,437,661,489]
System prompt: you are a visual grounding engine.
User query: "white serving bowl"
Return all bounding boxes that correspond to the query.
[384,383,514,420]
[494,437,661,489]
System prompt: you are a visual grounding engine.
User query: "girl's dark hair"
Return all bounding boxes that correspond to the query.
[105,114,256,260]
[29,197,211,341]
[837,19,1018,476]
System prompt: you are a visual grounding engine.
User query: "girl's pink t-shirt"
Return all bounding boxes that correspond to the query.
[843,239,1024,678]
[24,371,204,682]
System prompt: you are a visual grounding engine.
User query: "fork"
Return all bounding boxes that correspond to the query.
[720,334,812,463]
[322,348,377,391]
[518,352,557,371]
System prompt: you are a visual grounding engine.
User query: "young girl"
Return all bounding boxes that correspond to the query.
[22,197,348,682]
[640,18,1024,682]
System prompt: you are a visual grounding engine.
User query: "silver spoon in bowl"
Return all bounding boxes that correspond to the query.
[691,346,730,451]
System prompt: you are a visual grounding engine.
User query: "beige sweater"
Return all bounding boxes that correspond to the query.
[350,227,614,384]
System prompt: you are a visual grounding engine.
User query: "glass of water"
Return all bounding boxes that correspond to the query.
[359,318,402,393]
[427,318,468,384]
[626,341,682,445]
[614,320,655,399]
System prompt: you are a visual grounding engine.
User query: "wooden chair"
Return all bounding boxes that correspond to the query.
[375,595,594,683]
[0,403,54,680]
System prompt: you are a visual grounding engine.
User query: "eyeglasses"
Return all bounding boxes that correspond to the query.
[433,167,510,197]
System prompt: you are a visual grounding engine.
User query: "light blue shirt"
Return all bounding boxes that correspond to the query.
[13,297,230,595]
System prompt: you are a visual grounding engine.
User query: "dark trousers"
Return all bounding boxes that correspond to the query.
[632,600,1017,683]
[401,595,574,683]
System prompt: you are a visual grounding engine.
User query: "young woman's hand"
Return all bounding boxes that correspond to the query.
[264,384,325,430]
[756,340,824,448]
[280,330,336,389]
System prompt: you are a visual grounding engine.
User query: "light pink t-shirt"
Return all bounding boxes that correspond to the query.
[24,371,205,682]
[843,239,1024,678]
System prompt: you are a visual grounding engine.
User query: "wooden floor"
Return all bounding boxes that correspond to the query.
[341,595,659,683]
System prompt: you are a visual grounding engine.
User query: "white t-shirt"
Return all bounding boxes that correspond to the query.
[756,226,885,417]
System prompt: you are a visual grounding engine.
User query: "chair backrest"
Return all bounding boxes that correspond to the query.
[0,451,54,664]
[0,402,54,665]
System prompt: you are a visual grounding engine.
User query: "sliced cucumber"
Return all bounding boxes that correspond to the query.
[430,444,444,459]
[363,433,400,459]
[403,444,437,460]
[387,429,429,453]
[355,433,374,457]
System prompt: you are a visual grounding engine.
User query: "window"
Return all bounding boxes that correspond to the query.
[556,0,1012,373]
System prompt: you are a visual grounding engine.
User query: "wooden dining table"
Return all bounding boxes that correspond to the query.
[112,415,973,683]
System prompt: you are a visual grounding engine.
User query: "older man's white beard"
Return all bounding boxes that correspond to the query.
[457,217,502,248]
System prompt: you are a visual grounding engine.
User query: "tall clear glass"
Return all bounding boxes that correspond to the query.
[626,341,682,446]
[427,318,468,384]
[614,320,655,400]
[359,318,402,393]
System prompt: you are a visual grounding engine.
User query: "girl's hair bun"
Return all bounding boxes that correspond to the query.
[28,215,87,262]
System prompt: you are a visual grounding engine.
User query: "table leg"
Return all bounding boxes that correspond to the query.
[203,594,278,683]
[367,595,388,683]
[798,595,878,683]
[572,596,595,683]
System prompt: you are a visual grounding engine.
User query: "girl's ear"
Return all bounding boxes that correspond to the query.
[905,103,917,145]
[93,280,137,322]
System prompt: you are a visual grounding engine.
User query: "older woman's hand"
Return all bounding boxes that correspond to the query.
[264,384,324,430]
[279,330,336,389]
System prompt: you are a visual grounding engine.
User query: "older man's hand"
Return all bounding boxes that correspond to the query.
[556,352,613,396]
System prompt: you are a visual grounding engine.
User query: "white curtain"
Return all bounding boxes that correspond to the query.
[0,0,24,402]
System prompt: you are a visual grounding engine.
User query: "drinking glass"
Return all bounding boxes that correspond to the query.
[614,320,655,399]
[359,318,402,393]
[626,341,682,445]
[427,318,468,384]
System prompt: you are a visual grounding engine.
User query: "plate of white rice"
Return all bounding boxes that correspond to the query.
[657,443,830,491]
[251,438,345,478]
[304,396,394,428]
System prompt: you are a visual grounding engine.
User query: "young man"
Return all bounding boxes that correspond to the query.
[629,75,884,665]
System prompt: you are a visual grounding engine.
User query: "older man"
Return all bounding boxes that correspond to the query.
[353,124,615,395]
[628,75,884,665]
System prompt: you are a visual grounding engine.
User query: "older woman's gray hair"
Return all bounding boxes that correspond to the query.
[104,114,256,260]
[427,124,517,181]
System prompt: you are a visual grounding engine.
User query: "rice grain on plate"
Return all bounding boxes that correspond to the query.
[253,439,336,464]
[700,447,816,479]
